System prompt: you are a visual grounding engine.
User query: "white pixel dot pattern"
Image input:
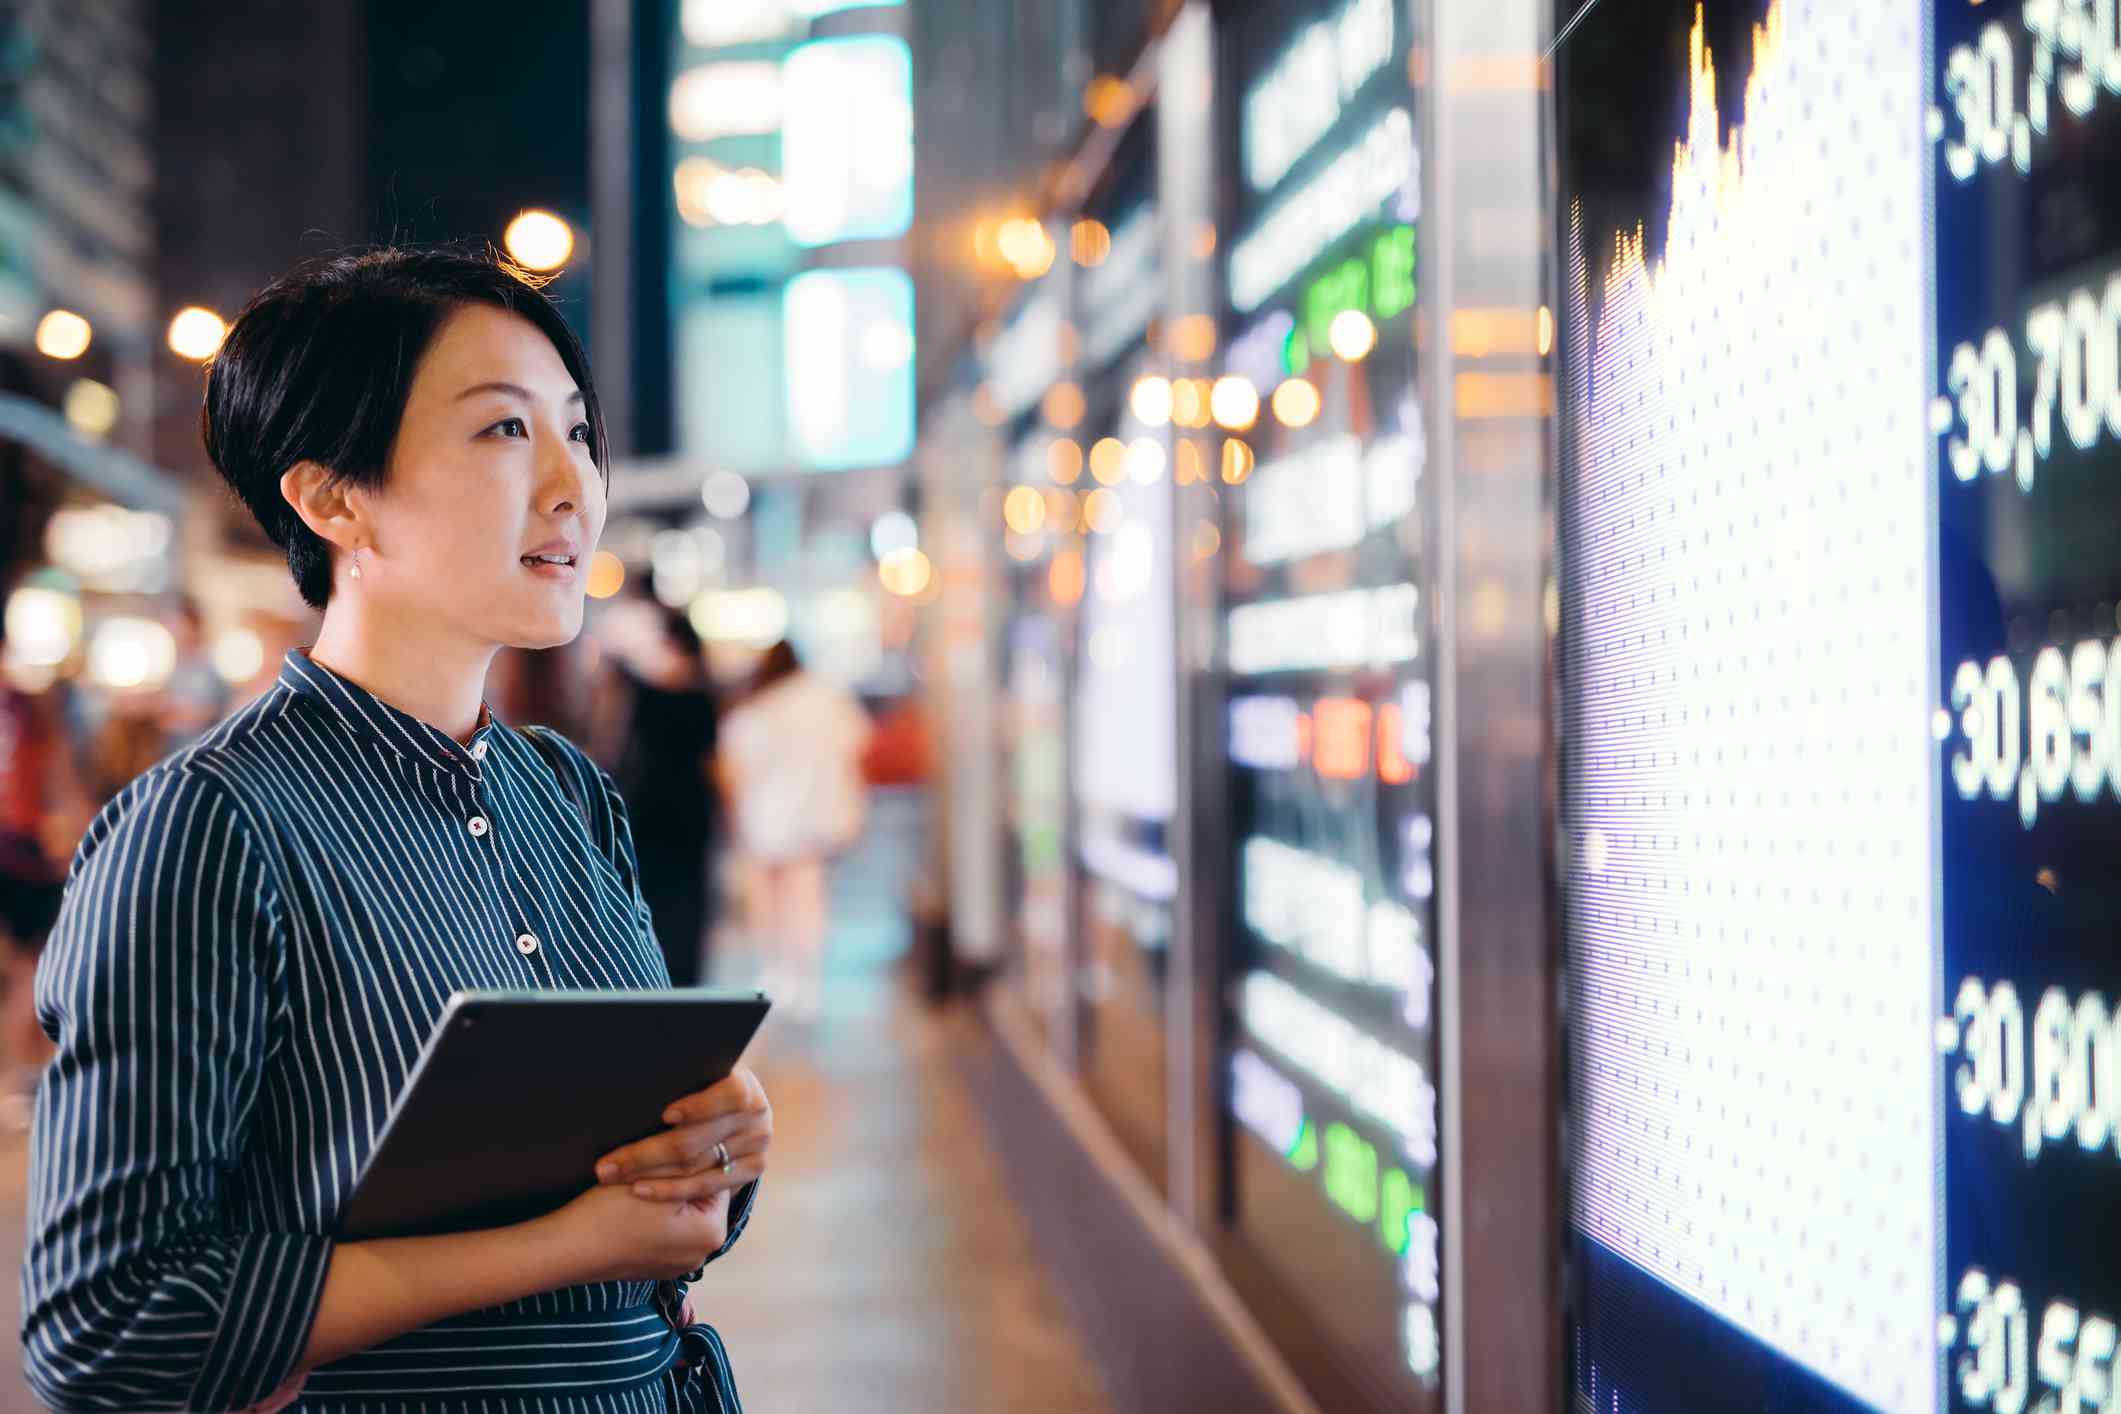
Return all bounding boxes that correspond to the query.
[1561,2,1936,1409]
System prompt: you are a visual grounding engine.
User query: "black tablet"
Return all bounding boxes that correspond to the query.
[336,989,772,1241]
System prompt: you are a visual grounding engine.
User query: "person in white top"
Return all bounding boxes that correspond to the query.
[717,639,871,1020]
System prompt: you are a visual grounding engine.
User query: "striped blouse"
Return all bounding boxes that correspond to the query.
[21,650,754,1413]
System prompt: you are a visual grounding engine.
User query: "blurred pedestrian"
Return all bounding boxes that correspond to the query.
[604,593,719,987]
[718,639,871,1021]
[0,657,81,1129]
[158,596,232,748]
[21,245,771,1410]
[83,693,168,801]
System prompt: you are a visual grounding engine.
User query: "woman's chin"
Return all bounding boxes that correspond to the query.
[502,606,585,651]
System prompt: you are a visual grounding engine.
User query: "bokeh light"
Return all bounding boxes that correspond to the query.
[62,380,120,440]
[1172,377,1211,428]
[1211,375,1260,431]
[212,626,267,684]
[1130,375,1174,427]
[1043,381,1085,429]
[701,469,752,519]
[586,550,626,599]
[870,509,919,559]
[504,209,574,271]
[1088,437,1127,486]
[877,546,934,596]
[1272,377,1321,428]
[166,306,228,361]
[35,310,90,360]
[1003,485,1047,535]
[1071,219,1112,267]
[1046,438,1085,486]
[1328,308,1378,362]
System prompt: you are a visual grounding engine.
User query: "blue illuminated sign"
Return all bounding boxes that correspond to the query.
[783,266,915,470]
[781,34,913,248]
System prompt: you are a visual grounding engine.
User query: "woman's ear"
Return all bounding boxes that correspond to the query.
[279,460,363,556]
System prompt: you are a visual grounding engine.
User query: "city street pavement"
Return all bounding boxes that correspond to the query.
[0,790,1109,1412]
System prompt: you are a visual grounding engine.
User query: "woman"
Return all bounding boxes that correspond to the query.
[605,597,719,988]
[22,247,773,1412]
[718,641,870,1022]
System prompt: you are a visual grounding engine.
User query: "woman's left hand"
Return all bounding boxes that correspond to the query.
[595,1064,772,1202]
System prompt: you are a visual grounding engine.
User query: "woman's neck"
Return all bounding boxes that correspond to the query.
[308,602,498,745]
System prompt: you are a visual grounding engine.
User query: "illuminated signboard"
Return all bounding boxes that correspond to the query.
[1229,107,1415,314]
[1241,0,1396,193]
[781,34,914,247]
[1215,1,1435,1405]
[783,266,914,469]
[1558,1,2121,1410]
[668,62,784,142]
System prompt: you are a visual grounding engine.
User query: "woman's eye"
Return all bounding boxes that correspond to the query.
[569,422,592,444]
[487,417,528,438]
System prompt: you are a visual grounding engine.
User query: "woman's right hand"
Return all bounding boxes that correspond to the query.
[538,1181,730,1284]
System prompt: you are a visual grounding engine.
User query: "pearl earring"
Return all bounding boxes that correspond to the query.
[350,548,363,581]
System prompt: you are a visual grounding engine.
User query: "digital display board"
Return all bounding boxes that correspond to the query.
[782,266,915,469]
[1557,2,2121,1409]
[1213,0,1440,1406]
[780,34,914,247]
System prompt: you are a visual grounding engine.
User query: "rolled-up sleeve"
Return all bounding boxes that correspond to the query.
[21,768,332,1412]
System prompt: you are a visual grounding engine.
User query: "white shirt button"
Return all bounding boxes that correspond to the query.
[515,933,540,956]
[471,740,489,762]
[467,816,489,838]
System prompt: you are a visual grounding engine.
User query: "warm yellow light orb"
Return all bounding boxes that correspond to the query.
[586,550,627,599]
[1328,309,1378,362]
[1130,375,1173,428]
[167,306,228,361]
[1210,375,1260,431]
[35,310,91,360]
[1272,377,1321,428]
[504,209,575,271]
[1003,485,1047,535]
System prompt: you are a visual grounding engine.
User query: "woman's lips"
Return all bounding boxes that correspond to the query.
[521,556,579,581]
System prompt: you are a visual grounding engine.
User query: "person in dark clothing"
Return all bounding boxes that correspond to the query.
[609,601,719,987]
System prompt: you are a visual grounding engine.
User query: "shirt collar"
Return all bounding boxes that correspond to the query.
[277,649,498,777]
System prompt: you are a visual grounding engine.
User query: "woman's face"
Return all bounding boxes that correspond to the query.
[365,303,606,651]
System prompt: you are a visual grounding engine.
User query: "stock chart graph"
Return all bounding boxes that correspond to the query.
[1560,0,2121,1409]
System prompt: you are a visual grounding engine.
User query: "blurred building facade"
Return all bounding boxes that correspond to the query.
[2,0,154,438]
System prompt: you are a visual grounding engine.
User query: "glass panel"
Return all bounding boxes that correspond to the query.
[1072,113,1177,1188]
[1213,0,1442,1405]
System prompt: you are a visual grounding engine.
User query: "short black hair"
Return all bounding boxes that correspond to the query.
[202,244,607,610]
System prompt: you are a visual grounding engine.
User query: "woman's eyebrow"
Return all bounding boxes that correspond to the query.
[452,380,586,405]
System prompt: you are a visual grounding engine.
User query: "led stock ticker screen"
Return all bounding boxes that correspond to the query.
[1215,0,1439,1404]
[1558,1,2121,1410]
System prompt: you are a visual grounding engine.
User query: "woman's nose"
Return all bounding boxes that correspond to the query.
[540,434,598,517]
